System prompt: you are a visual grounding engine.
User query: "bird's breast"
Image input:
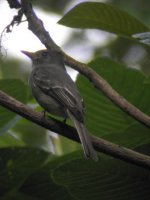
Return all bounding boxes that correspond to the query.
[30,79,67,118]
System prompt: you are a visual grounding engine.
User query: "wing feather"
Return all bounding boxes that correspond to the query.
[32,67,84,122]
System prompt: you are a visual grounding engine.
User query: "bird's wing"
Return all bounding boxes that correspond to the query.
[50,85,84,122]
[32,67,84,122]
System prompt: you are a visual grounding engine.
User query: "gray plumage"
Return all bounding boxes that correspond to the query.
[22,49,98,161]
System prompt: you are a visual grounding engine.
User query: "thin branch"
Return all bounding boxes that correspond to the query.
[64,55,150,128]
[6,0,21,9]
[19,0,150,128]
[0,90,150,169]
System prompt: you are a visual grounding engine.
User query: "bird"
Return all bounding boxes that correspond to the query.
[22,49,98,161]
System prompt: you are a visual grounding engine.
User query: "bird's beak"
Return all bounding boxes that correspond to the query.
[21,50,34,59]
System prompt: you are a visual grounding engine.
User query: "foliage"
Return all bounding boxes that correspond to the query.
[77,58,150,147]
[58,2,149,36]
[0,1,150,199]
[0,147,150,200]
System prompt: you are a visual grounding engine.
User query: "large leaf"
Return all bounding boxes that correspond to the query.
[58,2,149,36]
[76,58,150,148]
[12,118,53,152]
[0,147,149,200]
[0,147,74,200]
[110,0,150,25]
[0,79,29,134]
[52,147,150,200]
[0,130,26,147]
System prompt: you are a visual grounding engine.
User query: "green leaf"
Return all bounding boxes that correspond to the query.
[12,118,53,152]
[52,150,150,200]
[0,115,21,135]
[0,79,29,134]
[20,170,75,200]
[0,147,149,200]
[0,130,26,148]
[76,58,150,148]
[104,123,150,147]
[33,0,71,14]
[0,147,74,200]
[58,2,149,36]
[0,148,50,189]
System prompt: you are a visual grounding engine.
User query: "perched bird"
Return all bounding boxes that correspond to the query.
[22,49,98,161]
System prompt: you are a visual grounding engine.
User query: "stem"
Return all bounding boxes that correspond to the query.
[0,90,150,169]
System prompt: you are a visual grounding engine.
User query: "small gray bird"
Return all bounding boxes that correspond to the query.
[22,49,98,161]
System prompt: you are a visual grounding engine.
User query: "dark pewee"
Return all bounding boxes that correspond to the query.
[22,49,98,161]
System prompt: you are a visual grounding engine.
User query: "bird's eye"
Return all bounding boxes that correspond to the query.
[42,51,48,57]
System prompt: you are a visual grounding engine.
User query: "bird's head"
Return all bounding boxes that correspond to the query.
[21,49,64,67]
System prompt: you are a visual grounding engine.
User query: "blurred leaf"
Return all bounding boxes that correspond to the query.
[52,148,150,200]
[0,147,74,200]
[76,57,150,148]
[0,147,149,200]
[58,135,81,155]
[104,123,150,147]
[0,59,29,81]
[110,0,150,25]
[33,0,72,14]
[59,2,149,36]
[12,118,53,152]
[0,79,28,101]
[0,131,25,147]
[20,169,75,200]
[0,115,21,135]
[0,79,29,134]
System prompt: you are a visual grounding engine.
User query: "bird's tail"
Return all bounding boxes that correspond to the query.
[68,112,98,161]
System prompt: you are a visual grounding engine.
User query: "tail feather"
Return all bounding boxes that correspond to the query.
[68,111,98,161]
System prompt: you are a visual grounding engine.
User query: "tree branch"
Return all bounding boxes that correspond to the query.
[19,0,150,128]
[64,55,150,128]
[0,90,150,169]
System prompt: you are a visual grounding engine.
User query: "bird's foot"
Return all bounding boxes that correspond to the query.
[41,110,47,119]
